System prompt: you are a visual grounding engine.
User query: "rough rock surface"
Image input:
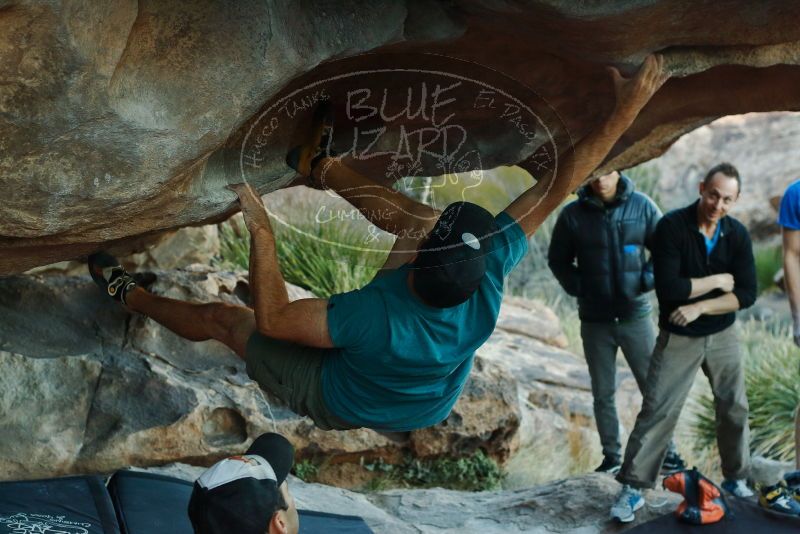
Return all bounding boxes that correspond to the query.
[142,463,682,533]
[0,267,554,481]
[24,226,221,276]
[478,321,647,487]
[3,1,800,273]
[646,111,800,238]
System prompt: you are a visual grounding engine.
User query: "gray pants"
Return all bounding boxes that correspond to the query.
[617,325,750,489]
[245,332,358,431]
[581,316,676,460]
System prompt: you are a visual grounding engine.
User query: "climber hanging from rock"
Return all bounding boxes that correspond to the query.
[88,55,669,432]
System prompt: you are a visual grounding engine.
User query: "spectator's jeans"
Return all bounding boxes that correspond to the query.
[617,325,750,488]
[581,316,677,460]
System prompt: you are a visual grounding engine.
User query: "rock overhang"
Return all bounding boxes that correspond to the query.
[2,0,800,274]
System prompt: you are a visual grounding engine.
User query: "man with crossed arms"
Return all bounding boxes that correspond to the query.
[611,163,757,523]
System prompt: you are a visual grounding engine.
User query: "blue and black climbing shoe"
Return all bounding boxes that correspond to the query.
[88,252,137,305]
[286,100,334,178]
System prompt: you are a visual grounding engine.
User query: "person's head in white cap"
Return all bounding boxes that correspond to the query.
[188,433,299,534]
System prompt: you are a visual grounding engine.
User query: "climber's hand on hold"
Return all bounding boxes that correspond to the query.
[607,54,669,121]
[228,183,272,235]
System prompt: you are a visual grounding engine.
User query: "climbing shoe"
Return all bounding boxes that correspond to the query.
[661,450,687,474]
[594,455,622,475]
[610,485,644,523]
[759,481,800,516]
[286,100,334,178]
[88,252,137,305]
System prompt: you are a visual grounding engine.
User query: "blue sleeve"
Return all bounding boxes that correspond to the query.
[778,181,800,230]
[489,211,529,277]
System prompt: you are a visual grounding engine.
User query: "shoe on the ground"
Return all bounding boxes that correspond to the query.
[759,481,800,516]
[721,478,754,498]
[286,101,334,178]
[785,470,800,502]
[88,252,137,305]
[610,485,644,523]
[595,455,622,475]
[661,450,687,474]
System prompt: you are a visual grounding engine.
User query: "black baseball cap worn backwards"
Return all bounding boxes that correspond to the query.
[188,433,295,534]
[412,201,497,308]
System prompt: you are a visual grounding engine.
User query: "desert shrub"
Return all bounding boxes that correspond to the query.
[218,218,391,298]
[292,459,319,482]
[393,166,534,215]
[690,319,800,462]
[753,244,782,295]
[362,451,504,492]
[624,162,663,208]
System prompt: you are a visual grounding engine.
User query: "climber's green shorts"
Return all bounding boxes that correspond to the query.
[244,331,358,431]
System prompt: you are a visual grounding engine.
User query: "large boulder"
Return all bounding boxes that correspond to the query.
[0,267,522,481]
[3,1,800,273]
[24,226,221,276]
[478,317,648,487]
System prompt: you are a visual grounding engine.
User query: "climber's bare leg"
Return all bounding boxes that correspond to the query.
[125,287,255,359]
[312,157,440,238]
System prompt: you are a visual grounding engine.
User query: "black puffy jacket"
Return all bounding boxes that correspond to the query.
[547,175,662,322]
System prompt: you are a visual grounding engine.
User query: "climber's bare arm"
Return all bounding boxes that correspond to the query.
[309,159,439,271]
[503,54,669,237]
[229,183,334,348]
[310,158,440,239]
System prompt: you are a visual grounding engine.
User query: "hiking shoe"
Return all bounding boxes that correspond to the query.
[88,252,137,305]
[610,485,644,523]
[594,455,622,475]
[721,478,754,498]
[286,101,334,178]
[760,481,800,516]
[785,470,800,502]
[661,450,687,474]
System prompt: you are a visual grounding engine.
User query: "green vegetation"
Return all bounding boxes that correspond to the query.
[292,459,320,482]
[218,218,392,298]
[754,244,783,295]
[624,162,663,208]
[362,451,504,492]
[393,166,534,215]
[690,319,800,463]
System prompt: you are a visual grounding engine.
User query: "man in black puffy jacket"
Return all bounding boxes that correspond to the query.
[548,171,683,475]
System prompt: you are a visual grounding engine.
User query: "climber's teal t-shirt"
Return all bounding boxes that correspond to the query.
[322,211,528,431]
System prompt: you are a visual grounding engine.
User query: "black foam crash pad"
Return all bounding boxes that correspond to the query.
[0,476,121,534]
